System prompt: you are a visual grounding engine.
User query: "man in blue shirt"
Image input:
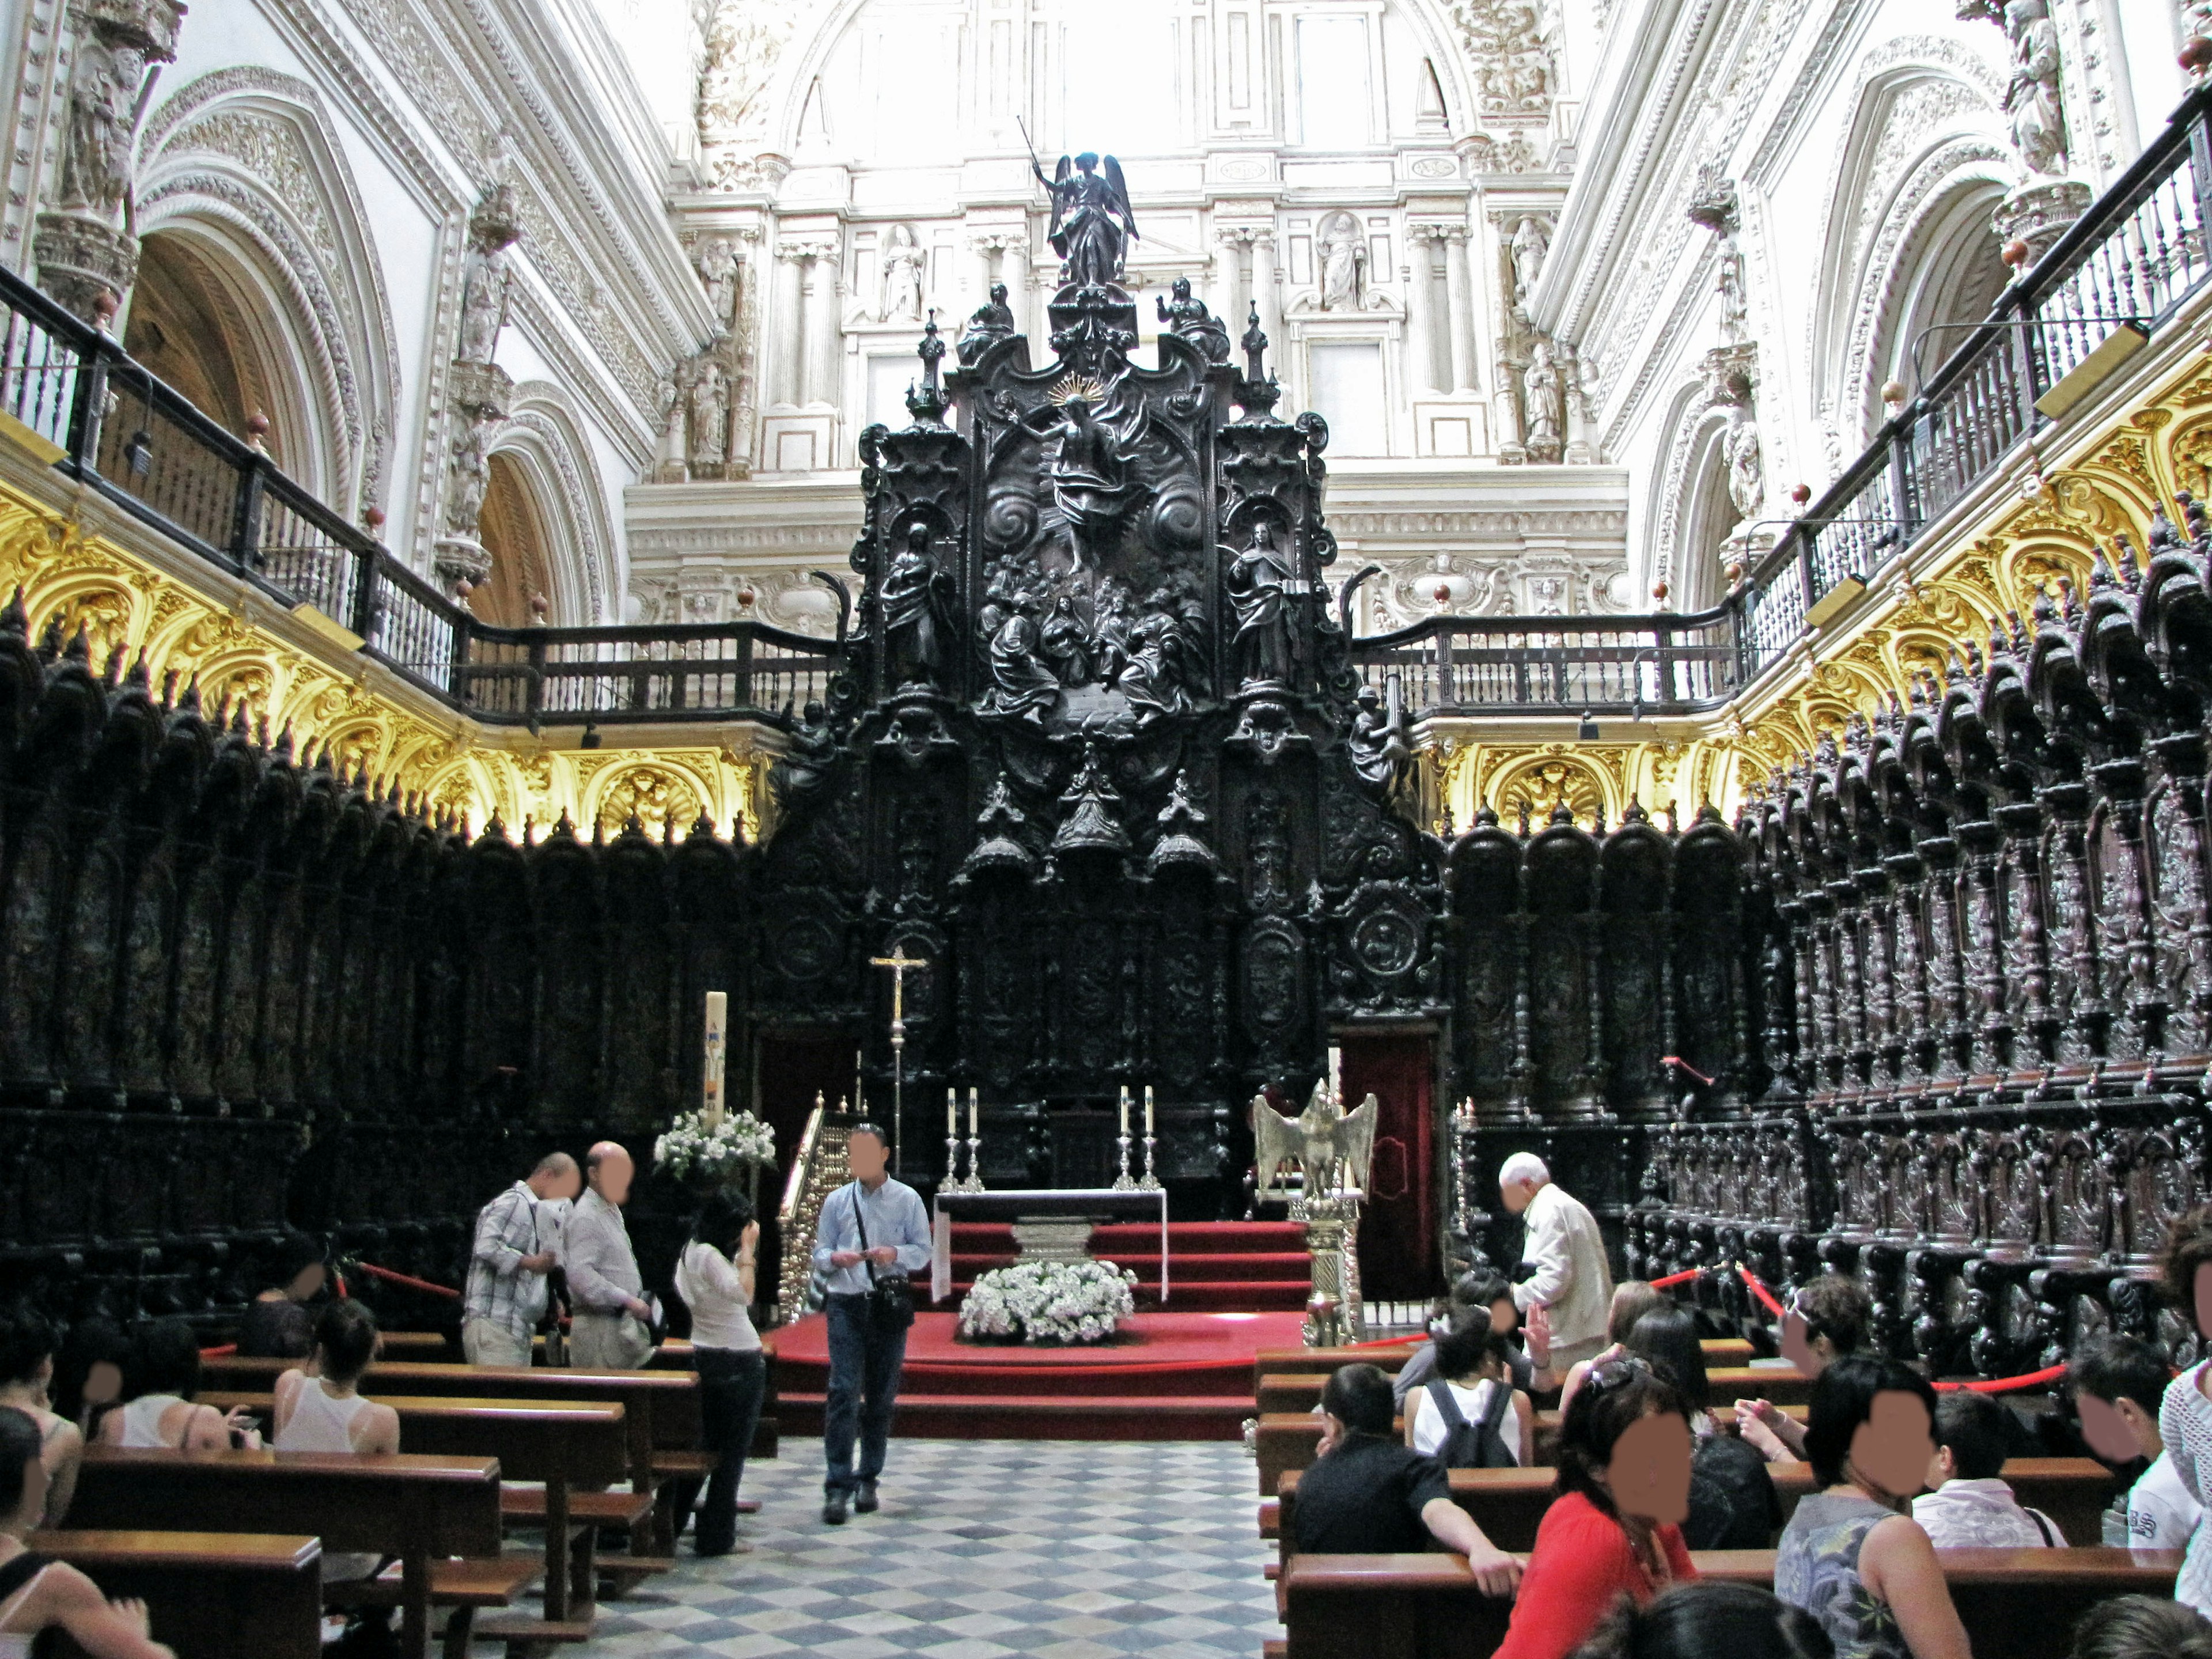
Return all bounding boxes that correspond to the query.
[812,1122,931,1524]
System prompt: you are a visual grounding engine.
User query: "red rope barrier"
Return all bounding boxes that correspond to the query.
[198,1343,236,1359]
[1934,1363,2070,1395]
[1647,1268,1703,1290]
[1735,1263,1788,1319]
[354,1262,462,1300]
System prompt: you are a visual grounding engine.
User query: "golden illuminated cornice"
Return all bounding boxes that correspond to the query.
[0,450,774,843]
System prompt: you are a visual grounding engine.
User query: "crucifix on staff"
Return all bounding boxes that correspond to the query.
[870,946,929,1173]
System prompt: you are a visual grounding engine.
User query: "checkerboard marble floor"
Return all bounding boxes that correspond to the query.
[547,1440,1279,1659]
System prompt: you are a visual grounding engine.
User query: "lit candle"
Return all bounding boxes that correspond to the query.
[1119,1085,1130,1137]
[948,1085,957,1137]
[702,991,728,1130]
[1145,1085,1154,1134]
[968,1086,978,1138]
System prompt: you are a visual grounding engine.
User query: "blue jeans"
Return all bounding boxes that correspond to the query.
[683,1347,767,1551]
[823,1293,907,1495]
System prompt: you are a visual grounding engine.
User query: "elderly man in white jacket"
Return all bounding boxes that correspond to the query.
[1499,1153,1615,1371]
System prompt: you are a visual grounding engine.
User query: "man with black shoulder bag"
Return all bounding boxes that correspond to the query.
[812,1122,931,1524]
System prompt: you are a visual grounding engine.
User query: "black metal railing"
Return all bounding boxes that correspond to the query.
[1352,79,2212,719]
[0,266,839,728]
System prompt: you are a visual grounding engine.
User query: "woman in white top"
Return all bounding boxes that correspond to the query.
[97,1320,258,1453]
[0,1309,82,1526]
[1404,1323,1534,1468]
[671,1188,765,1556]
[274,1301,400,1586]
[0,1408,175,1658]
[2156,1205,2212,1619]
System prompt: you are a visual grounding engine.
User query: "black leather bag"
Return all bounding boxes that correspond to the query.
[851,1184,915,1335]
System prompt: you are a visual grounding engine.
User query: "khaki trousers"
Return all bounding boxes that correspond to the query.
[571,1311,653,1370]
[463,1317,531,1368]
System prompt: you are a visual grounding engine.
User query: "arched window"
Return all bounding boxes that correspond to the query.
[1674,418,1741,615]
[472,454,556,629]
[124,229,304,471]
[1863,178,2011,429]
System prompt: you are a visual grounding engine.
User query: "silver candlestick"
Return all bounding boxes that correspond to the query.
[961,1126,985,1191]
[1137,1130,1160,1191]
[1112,1127,1135,1190]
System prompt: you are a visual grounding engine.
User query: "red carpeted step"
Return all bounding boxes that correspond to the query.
[938,1280,1308,1312]
[777,1389,1252,1441]
[949,1251,1310,1283]
[949,1221,1305,1258]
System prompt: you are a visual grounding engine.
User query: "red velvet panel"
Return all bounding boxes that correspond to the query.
[1339,1033,1438,1298]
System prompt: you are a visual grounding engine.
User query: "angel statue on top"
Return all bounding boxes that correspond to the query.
[1033,150,1139,287]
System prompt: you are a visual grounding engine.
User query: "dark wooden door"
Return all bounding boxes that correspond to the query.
[1340,1032,1440,1300]
[752,1032,857,1316]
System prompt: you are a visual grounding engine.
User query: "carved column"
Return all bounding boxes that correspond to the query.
[1211,229,1245,328]
[1442,225,1479,393]
[1997,802,2055,1066]
[1887,853,1929,1084]
[1403,225,1442,396]
[1959,821,2010,1078]
[802,240,840,408]
[1251,230,1281,368]
[727,227,760,479]
[970,233,1002,311]
[770,240,807,410]
[998,234,1030,339]
[2040,782,2101,1066]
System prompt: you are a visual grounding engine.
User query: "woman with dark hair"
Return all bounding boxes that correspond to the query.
[2157,1202,2212,1618]
[1494,1358,1699,1659]
[1774,1355,1967,1659]
[2069,1593,2212,1659]
[236,1234,327,1359]
[1572,1580,1835,1659]
[671,1187,766,1556]
[1396,1271,1556,1404]
[1404,1322,1533,1467]
[0,1308,81,1525]
[97,1319,257,1452]
[1625,1306,1781,1549]
[0,1408,176,1658]
[49,1319,128,1444]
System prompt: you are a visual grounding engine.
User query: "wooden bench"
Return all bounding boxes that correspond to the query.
[203,1354,701,1551]
[380,1331,456,1359]
[1264,1364,1815,1418]
[68,1446,511,1659]
[1279,1547,2180,1659]
[203,1391,634,1634]
[28,1529,323,1659]
[1251,1338,1757,1400]
[1270,1457,2117,1560]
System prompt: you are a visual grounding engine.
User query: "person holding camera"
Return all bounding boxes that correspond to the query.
[813,1122,930,1525]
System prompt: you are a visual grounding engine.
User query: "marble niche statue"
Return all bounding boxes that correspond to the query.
[881,520,957,687]
[881,224,926,322]
[694,235,738,328]
[1157,276,1232,362]
[2003,0,2069,177]
[1319,213,1365,310]
[1509,216,1550,312]
[1225,521,1295,687]
[688,355,730,471]
[1034,151,1139,287]
[59,31,134,217]
[1523,341,1565,457]
[1724,406,1764,520]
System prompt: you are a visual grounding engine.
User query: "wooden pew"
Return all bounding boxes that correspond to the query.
[1262,1364,1815,1416]
[1252,1338,1758,1400]
[202,1354,698,1552]
[203,1392,632,1637]
[1279,1547,2180,1659]
[1271,1457,2118,1560]
[28,1530,323,1659]
[379,1331,456,1359]
[67,1446,506,1659]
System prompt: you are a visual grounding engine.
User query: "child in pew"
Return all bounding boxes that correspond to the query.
[1404,1323,1534,1467]
[1291,1362,1524,1597]
[1494,1358,1699,1659]
[51,1320,129,1448]
[2069,1594,2212,1659]
[99,1319,260,1452]
[1775,1355,1970,1659]
[0,1308,83,1526]
[1573,1580,1836,1659]
[1910,1391,2062,1548]
[1737,1275,1875,1465]
[0,1407,176,1659]
[2071,1333,2202,1553]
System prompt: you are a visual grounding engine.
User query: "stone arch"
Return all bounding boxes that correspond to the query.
[494,382,618,625]
[1806,38,2013,463]
[1650,381,1741,611]
[134,68,403,523]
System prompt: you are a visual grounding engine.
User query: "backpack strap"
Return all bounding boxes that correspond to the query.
[2030,1508,2056,1547]
[1424,1378,1468,1433]
[1476,1376,1515,1442]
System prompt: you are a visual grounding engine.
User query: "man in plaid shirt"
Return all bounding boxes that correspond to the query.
[464,1152,581,1366]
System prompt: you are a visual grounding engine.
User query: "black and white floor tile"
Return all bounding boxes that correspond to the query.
[531,1441,1278,1659]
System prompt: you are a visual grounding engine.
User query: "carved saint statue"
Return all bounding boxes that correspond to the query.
[656,368,688,474]
[880,520,957,687]
[979,601,1059,721]
[1040,593,1095,685]
[774,698,839,804]
[881,224,925,322]
[59,32,135,218]
[1115,611,1195,723]
[1225,520,1295,687]
[1034,151,1139,288]
[2003,0,2068,177]
[1348,683,1412,793]
[694,236,737,328]
[1523,341,1564,454]
[1716,236,1749,346]
[458,236,513,366]
[688,355,730,468]
[1318,213,1365,310]
[1156,276,1231,362]
[1724,406,1764,521]
[1509,215,1550,311]
[1048,394,1139,565]
[444,410,498,540]
[959,282,1018,364]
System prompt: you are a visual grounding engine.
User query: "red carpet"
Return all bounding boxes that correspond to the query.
[771,1228,1311,1442]
[772,1310,1304,1440]
[944,1219,1310,1313]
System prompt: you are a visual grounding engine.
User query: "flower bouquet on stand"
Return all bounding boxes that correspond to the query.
[653,1107,776,1188]
[956,1258,1139,1346]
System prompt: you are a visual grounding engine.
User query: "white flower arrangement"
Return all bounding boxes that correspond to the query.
[956,1258,1138,1346]
[652,1108,776,1183]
